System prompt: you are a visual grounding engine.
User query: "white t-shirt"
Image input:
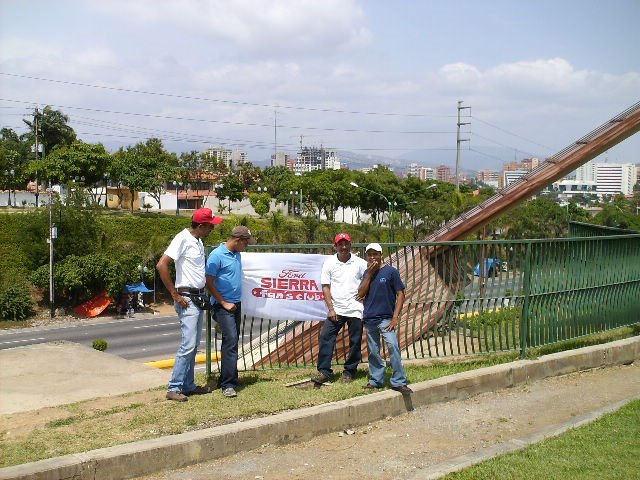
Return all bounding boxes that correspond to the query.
[164,228,206,289]
[321,253,368,318]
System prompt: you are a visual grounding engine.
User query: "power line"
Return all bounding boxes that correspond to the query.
[468,147,510,163]
[0,97,454,135]
[470,131,540,159]
[0,71,453,118]
[473,115,555,152]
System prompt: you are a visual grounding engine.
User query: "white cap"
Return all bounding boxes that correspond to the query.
[365,242,383,253]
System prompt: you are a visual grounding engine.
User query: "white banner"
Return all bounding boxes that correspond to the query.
[241,252,330,322]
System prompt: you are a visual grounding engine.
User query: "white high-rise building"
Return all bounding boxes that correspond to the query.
[576,161,636,196]
[293,146,340,174]
[407,163,419,177]
[204,146,247,170]
[502,170,528,188]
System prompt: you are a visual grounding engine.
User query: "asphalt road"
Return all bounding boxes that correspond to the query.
[0,314,265,362]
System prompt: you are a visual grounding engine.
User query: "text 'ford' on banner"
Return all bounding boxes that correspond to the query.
[241,252,330,322]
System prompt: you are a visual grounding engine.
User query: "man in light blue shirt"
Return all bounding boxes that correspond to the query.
[206,225,256,398]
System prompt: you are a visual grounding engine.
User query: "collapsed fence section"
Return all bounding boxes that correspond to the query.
[204,234,640,376]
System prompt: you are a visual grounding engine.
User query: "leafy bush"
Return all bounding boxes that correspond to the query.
[31,252,141,306]
[463,306,521,330]
[92,339,108,351]
[0,282,35,321]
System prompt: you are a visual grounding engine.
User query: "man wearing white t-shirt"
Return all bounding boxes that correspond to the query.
[312,233,367,385]
[157,208,223,402]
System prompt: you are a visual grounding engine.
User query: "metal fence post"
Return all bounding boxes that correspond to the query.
[206,305,212,379]
[519,242,533,358]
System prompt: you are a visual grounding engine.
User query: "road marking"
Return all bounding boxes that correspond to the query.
[0,337,46,345]
[133,322,175,329]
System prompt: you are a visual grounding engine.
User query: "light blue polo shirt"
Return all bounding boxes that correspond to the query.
[206,243,242,303]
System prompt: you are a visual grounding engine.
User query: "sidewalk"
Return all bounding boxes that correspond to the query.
[1,336,638,480]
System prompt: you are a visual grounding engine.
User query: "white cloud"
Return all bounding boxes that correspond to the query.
[437,58,640,102]
[92,0,372,56]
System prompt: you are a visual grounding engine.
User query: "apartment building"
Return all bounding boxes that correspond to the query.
[436,165,452,183]
[477,169,500,188]
[502,169,529,188]
[293,146,341,174]
[204,146,247,170]
[576,161,637,196]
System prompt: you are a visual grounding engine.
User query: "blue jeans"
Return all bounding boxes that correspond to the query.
[214,303,242,390]
[316,315,363,377]
[365,317,407,388]
[168,299,203,393]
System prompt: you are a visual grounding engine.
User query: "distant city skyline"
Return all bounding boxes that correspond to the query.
[1,1,638,168]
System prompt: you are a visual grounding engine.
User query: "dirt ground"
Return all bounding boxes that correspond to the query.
[1,389,165,442]
[137,362,640,480]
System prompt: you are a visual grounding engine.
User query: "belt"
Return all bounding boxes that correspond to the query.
[177,287,205,295]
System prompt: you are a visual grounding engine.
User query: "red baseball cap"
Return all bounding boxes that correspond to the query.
[192,208,223,225]
[334,232,352,245]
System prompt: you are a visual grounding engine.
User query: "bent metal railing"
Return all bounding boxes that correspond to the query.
[204,233,640,375]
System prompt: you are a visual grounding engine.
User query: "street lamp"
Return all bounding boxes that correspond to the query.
[103,173,109,207]
[8,169,14,207]
[137,264,149,308]
[289,190,298,216]
[173,180,182,216]
[350,182,393,242]
[137,264,149,283]
[213,183,223,213]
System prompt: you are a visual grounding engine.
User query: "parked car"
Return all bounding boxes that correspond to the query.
[473,258,501,277]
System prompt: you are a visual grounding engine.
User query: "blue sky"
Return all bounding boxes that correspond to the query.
[1,0,638,170]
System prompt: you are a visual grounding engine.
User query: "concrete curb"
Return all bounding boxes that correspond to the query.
[144,352,220,369]
[1,336,638,480]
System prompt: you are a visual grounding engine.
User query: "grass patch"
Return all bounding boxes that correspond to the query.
[1,355,516,467]
[526,325,638,359]
[443,399,640,480]
[1,327,636,468]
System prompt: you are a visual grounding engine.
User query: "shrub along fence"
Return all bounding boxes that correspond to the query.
[203,232,640,376]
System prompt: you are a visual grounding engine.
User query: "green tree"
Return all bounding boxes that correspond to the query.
[219,174,245,213]
[111,139,177,211]
[0,128,30,193]
[504,198,568,239]
[27,141,110,201]
[266,211,288,243]
[249,192,271,217]
[22,106,76,156]
[238,162,262,191]
[262,166,295,200]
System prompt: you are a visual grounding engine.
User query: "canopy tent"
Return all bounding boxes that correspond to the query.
[124,282,154,293]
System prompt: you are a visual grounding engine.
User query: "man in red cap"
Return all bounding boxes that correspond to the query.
[157,208,223,402]
[312,232,368,385]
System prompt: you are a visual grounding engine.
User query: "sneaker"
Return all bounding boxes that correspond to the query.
[222,387,237,398]
[166,391,188,402]
[392,385,413,395]
[342,375,354,384]
[185,385,212,396]
[311,373,330,385]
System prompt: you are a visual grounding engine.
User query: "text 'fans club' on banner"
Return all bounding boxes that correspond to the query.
[241,253,331,322]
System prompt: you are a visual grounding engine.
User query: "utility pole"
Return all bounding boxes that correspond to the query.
[456,100,471,191]
[34,107,40,207]
[273,110,277,167]
[49,179,56,318]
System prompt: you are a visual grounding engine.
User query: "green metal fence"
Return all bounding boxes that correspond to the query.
[204,233,640,375]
